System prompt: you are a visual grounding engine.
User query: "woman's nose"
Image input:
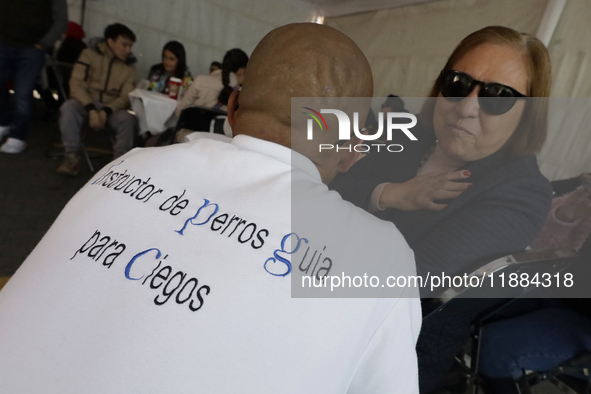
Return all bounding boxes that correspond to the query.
[455,86,480,118]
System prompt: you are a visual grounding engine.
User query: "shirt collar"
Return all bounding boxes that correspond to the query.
[231,135,322,182]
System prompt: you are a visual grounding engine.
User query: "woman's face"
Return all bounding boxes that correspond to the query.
[433,43,529,165]
[162,50,178,74]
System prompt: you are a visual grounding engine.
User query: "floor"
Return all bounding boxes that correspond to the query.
[0,106,111,277]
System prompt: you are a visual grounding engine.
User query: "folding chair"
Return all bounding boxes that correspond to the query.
[78,124,116,172]
[420,248,580,394]
[174,106,229,139]
[47,60,74,104]
[522,351,591,394]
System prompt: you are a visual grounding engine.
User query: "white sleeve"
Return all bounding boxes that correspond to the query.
[346,296,422,394]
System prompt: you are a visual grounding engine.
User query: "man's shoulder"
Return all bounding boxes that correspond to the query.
[76,47,94,62]
[77,45,106,65]
[297,176,414,257]
[113,138,238,172]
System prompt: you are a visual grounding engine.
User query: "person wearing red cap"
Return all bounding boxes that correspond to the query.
[55,22,88,65]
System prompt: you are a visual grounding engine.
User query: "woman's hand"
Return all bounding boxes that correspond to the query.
[379,170,472,211]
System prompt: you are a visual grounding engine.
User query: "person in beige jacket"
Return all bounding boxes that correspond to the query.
[174,49,247,142]
[57,23,137,176]
[175,48,248,115]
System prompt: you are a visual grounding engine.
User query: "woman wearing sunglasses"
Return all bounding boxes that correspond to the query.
[331,25,552,283]
[331,25,553,393]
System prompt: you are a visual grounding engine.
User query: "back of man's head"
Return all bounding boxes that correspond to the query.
[228,23,373,183]
[104,23,136,43]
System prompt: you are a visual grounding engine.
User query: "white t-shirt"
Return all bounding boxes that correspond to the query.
[0,135,421,393]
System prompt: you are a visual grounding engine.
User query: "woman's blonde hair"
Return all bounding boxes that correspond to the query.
[419,26,552,158]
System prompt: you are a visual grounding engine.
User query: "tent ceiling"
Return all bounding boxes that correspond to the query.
[298,0,441,17]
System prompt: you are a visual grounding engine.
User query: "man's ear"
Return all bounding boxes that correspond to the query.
[336,135,361,173]
[227,90,240,128]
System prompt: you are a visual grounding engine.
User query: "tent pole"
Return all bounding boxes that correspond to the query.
[81,0,87,28]
[536,0,567,47]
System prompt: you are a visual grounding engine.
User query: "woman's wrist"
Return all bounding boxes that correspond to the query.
[379,182,405,210]
[369,183,389,213]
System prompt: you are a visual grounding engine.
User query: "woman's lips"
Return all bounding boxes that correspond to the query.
[449,124,474,137]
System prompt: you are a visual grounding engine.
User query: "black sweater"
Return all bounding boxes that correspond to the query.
[330,124,553,279]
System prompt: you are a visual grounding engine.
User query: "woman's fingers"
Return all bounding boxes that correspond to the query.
[434,190,465,201]
[443,181,472,191]
[444,170,472,181]
[427,201,448,211]
[390,170,473,211]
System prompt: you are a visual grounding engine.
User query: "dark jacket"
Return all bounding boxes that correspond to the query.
[56,37,87,65]
[0,0,67,50]
[330,124,553,279]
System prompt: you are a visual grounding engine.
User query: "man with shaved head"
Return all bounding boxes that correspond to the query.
[0,23,420,393]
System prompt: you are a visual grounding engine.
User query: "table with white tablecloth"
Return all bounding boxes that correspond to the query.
[129,88,179,136]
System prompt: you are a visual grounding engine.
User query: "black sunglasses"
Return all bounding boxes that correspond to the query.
[439,70,526,115]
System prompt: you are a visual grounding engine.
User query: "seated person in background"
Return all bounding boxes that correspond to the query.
[0,23,421,393]
[176,48,248,115]
[209,60,221,74]
[55,21,87,66]
[365,95,407,137]
[331,25,553,393]
[478,173,591,394]
[147,41,191,95]
[57,23,138,176]
[381,94,406,113]
[42,21,87,110]
[39,21,88,113]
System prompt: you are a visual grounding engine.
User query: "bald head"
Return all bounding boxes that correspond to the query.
[230,23,373,145]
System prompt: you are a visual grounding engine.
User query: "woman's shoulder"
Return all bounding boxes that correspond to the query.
[506,154,545,174]
[476,154,553,204]
[500,155,551,188]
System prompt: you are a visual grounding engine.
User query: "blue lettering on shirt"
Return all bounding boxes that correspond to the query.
[264,233,308,277]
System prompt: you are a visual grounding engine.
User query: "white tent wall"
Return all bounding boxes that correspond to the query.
[67,0,84,25]
[326,0,591,181]
[536,0,591,181]
[325,0,549,98]
[66,0,316,78]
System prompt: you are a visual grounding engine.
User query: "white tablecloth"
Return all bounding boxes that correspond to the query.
[129,89,179,135]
